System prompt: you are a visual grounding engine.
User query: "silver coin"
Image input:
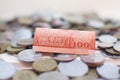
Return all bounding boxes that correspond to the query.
[97,63,120,79]
[98,42,114,48]
[87,20,104,29]
[113,41,120,52]
[18,49,42,62]
[11,28,32,42]
[38,71,69,80]
[0,62,16,79]
[98,35,117,43]
[58,59,88,77]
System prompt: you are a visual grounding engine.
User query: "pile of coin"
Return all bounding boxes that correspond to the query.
[0,11,120,80]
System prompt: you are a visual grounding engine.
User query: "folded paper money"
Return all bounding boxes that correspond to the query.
[33,28,95,54]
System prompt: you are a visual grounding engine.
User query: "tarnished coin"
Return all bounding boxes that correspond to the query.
[113,42,120,52]
[97,63,120,79]
[113,32,120,39]
[51,54,77,62]
[105,48,120,55]
[81,50,105,67]
[18,49,42,62]
[0,42,9,53]
[98,35,117,43]
[13,70,38,80]
[7,46,25,54]
[17,38,33,47]
[38,71,69,80]
[32,58,57,73]
[98,42,114,48]
[58,59,88,77]
[0,62,16,80]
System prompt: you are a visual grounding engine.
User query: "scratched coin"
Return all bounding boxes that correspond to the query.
[18,49,42,62]
[0,62,16,80]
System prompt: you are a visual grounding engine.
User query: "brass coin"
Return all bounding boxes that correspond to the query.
[38,71,69,80]
[0,42,9,53]
[113,32,120,39]
[7,46,25,54]
[32,58,57,73]
[17,38,33,46]
[13,70,38,80]
[105,48,120,55]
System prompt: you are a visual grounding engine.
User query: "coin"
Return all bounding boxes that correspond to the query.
[51,54,77,62]
[113,42,120,52]
[98,35,117,43]
[81,50,105,67]
[113,32,120,39]
[97,63,120,79]
[0,62,16,80]
[38,71,69,80]
[98,42,114,49]
[58,59,88,77]
[7,46,25,54]
[18,49,42,62]
[13,70,38,80]
[105,48,120,55]
[0,58,4,61]
[17,38,33,47]
[0,42,9,53]
[32,58,57,73]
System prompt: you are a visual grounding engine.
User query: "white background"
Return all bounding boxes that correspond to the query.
[0,0,120,20]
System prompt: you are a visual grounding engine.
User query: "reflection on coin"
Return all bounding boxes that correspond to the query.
[81,50,105,67]
[52,54,77,61]
[18,49,42,62]
[38,71,69,80]
[13,70,38,80]
[58,59,88,77]
[11,28,32,44]
[97,63,120,79]
[7,46,25,54]
[17,38,33,47]
[32,58,57,73]
[0,58,4,61]
[0,42,9,53]
[71,68,98,80]
[98,35,117,43]
[113,32,120,39]
[113,42,120,52]
[105,48,120,55]
[98,42,114,48]
[0,62,16,79]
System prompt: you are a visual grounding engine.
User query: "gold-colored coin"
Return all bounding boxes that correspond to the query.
[7,46,25,54]
[0,42,9,53]
[32,58,57,73]
[13,70,38,80]
[105,48,120,55]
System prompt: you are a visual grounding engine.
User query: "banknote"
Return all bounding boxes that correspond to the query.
[33,28,95,54]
